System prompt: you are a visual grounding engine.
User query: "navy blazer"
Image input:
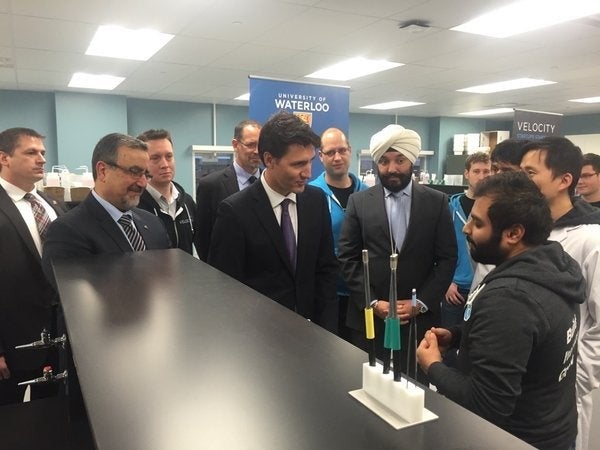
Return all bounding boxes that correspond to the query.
[0,186,65,371]
[338,182,457,335]
[208,181,338,332]
[42,193,171,281]
[194,165,240,262]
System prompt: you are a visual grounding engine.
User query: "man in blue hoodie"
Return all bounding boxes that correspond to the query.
[309,128,367,339]
[443,152,491,328]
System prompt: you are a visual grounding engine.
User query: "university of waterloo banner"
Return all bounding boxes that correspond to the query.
[512,108,563,141]
[249,76,350,178]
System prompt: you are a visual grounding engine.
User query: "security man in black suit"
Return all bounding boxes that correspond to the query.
[0,127,65,404]
[194,119,261,261]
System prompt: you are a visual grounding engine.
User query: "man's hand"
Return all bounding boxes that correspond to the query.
[0,355,10,380]
[373,300,420,324]
[428,327,453,353]
[445,282,465,305]
[416,329,443,374]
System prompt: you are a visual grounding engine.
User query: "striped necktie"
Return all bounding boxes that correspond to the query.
[118,214,147,251]
[23,193,51,242]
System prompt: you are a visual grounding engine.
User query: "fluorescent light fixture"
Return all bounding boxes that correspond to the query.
[458,78,556,94]
[306,57,403,81]
[235,93,250,101]
[451,0,600,38]
[459,108,514,116]
[569,96,600,103]
[360,100,424,110]
[68,72,125,90]
[86,25,174,61]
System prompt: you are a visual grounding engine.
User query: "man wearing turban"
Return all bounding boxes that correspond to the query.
[338,124,457,382]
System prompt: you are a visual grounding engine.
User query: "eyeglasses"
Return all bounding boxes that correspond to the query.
[320,147,349,158]
[237,140,258,150]
[580,172,599,180]
[105,162,153,180]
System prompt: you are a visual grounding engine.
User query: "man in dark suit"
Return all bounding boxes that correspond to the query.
[338,124,457,382]
[43,133,171,279]
[194,119,261,261]
[208,112,338,332]
[0,127,65,405]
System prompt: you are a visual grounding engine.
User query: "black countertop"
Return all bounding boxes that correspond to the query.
[54,249,533,450]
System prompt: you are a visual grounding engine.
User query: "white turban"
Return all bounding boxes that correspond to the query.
[369,124,421,164]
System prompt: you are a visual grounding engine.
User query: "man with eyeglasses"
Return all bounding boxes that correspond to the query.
[578,153,600,208]
[42,133,171,279]
[309,128,367,340]
[194,119,261,261]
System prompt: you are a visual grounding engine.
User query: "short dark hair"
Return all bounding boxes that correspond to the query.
[521,137,583,196]
[490,139,529,165]
[465,151,490,170]
[582,153,600,173]
[474,171,552,246]
[234,120,261,141]
[92,133,147,180]
[136,129,173,146]
[258,111,320,161]
[0,127,45,156]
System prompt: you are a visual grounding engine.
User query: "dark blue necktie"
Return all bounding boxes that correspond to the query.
[118,214,146,251]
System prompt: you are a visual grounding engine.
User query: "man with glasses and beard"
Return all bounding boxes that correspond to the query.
[338,124,456,383]
[417,172,584,450]
[42,133,171,279]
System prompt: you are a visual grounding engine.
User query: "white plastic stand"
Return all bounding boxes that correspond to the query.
[349,363,438,429]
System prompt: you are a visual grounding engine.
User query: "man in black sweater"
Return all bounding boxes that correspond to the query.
[137,129,196,255]
[417,172,585,450]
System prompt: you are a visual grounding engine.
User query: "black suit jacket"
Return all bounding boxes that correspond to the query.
[338,182,457,337]
[208,181,338,332]
[194,165,240,262]
[0,186,65,371]
[42,193,171,280]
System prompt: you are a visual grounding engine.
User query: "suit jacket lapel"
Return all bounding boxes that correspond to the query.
[251,182,295,275]
[0,185,40,260]
[38,191,65,217]
[368,184,393,247]
[85,195,134,252]
[131,209,158,249]
[222,165,240,196]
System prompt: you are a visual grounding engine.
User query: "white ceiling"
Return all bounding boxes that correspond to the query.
[2,0,600,119]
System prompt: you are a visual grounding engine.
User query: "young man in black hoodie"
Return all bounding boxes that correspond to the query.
[137,129,197,255]
[521,137,600,450]
[417,172,585,450]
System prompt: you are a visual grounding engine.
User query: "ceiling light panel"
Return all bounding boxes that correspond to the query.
[451,0,600,38]
[569,96,600,103]
[360,101,424,110]
[306,57,403,81]
[68,72,125,90]
[86,25,174,61]
[458,78,556,94]
[459,108,514,116]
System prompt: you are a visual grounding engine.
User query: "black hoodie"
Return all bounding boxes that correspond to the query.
[429,241,585,450]
[554,197,600,228]
[138,181,196,255]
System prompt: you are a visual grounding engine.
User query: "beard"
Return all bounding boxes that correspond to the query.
[379,168,413,193]
[467,229,506,265]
